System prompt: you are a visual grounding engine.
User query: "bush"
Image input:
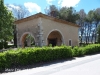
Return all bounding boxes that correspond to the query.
[0,41,8,49]
[0,44,100,71]
[72,46,84,57]
[72,44,100,57]
[4,41,8,49]
[0,42,3,49]
[0,46,72,71]
[83,44,100,55]
[0,53,6,70]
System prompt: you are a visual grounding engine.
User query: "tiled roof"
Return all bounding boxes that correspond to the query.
[15,12,80,27]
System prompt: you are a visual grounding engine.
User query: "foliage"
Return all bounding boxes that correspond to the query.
[94,8,100,23]
[0,46,72,71]
[72,44,100,57]
[72,46,84,57]
[59,7,79,23]
[45,5,79,23]
[6,4,30,20]
[45,5,59,17]
[0,44,100,71]
[97,25,100,43]
[45,6,100,44]
[77,8,100,44]
[83,44,100,55]
[0,0,14,42]
[24,34,35,47]
[0,41,3,49]
[0,40,8,49]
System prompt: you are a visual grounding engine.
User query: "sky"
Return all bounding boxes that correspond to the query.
[4,0,100,15]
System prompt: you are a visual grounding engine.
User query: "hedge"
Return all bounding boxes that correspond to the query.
[0,41,8,49]
[0,44,100,71]
[0,46,72,71]
[72,44,100,57]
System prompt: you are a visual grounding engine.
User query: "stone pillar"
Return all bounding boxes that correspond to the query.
[37,18,44,47]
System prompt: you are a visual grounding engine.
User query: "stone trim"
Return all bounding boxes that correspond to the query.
[46,29,65,45]
[20,32,36,47]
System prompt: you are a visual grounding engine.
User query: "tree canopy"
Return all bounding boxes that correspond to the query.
[45,5,100,44]
[0,0,14,41]
[97,25,100,43]
[45,5,79,23]
[6,4,30,20]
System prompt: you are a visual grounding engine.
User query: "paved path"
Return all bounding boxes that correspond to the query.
[1,54,100,75]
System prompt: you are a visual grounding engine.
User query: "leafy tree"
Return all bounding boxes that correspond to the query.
[45,5,79,23]
[0,0,14,42]
[78,9,98,44]
[6,4,30,47]
[93,8,100,43]
[59,7,79,23]
[85,10,94,43]
[6,4,30,20]
[97,25,100,43]
[45,5,59,17]
[77,9,86,43]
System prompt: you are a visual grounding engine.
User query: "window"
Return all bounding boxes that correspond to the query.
[69,39,72,46]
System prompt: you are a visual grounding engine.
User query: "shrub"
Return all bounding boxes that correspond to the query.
[0,42,3,49]
[4,41,8,49]
[0,46,72,71]
[72,46,84,57]
[0,41,8,49]
[0,53,6,70]
[0,44,100,71]
[83,44,100,55]
[72,44,100,56]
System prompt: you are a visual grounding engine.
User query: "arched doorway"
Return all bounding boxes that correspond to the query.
[47,30,63,46]
[20,32,35,47]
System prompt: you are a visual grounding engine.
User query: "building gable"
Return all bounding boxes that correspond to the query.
[15,12,80,27]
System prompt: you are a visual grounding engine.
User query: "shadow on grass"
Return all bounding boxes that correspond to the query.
[0,57,75,74]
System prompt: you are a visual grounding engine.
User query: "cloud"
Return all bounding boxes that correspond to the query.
[7,4,20,11]
[58,0,80,7]
[24,2,41,13]
[46,0,55,5]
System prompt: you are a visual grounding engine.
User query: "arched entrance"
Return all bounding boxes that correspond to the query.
[20,32,35,47]
[47,30,63,46]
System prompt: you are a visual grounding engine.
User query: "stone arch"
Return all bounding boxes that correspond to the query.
[46,29,64,46]
[20,32,36,47]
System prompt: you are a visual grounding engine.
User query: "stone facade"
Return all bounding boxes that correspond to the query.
[15,13,80,47]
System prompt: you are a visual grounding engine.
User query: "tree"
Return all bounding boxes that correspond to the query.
[6,4,30,20]
[45,5,79,23]
[77,9,86,43]
[85,10,94,43]
[93,8,100,43]
[59,7,79,23]
[6,4,30,47]
[45,5,59,17]
[0,0,14,44]
[97,25,100,43]
[78,9,97,44]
